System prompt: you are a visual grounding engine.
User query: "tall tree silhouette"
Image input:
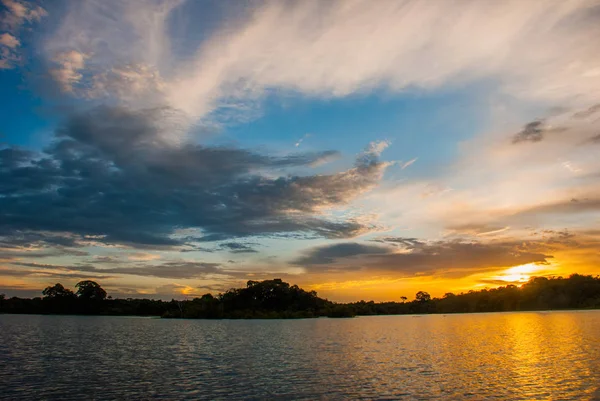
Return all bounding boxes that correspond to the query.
[75,281,107,301]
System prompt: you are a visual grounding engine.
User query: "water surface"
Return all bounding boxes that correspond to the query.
[1,311,600,400]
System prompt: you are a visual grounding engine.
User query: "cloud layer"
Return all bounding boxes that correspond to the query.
[294,237,555,277]
[0,106,389,249]
[31,0,600,122]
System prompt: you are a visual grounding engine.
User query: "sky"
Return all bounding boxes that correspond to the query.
[1,0,600,302]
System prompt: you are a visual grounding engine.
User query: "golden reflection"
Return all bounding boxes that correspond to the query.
[504,312,594,398]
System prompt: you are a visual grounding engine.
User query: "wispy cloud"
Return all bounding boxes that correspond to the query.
[295,133,311,148]
[36,0,600,125]
[572,104,600,120]
[401,158,417,170]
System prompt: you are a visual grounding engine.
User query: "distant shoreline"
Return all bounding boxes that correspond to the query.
[2,306,600,320]
[3,275,600,319]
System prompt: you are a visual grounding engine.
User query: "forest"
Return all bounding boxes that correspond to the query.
[1,274,600,318]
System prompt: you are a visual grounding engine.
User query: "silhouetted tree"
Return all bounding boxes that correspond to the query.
[75,281,107,300]
[41,283,77,313]
[42,283,75,299]
[326,304,356,318]
[415,291,431,302]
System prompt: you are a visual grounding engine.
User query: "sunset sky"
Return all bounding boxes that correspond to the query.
[1,0,600,301]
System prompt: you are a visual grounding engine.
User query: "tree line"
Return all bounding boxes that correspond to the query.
[1,274,600,318]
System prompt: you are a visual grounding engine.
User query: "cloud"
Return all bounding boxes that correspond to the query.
[42,0,180,104]
[50,54,166,101]
[218,242,258,254]
[440,196,600,245]
[293,242,391,265]
[0,106,389,248]
[0,230,92,260]
[165,0,600,120]
[89,63,165,101]
[476,278,531,286]
[101,262,224,279]
[294,238,554,277]
[426,100,600,223]
[153,283,199,297]
[572,104,600,120]
[0,0,46,69]
[295,133,311,148]
[0,230,81,249]
[515,198,600,217]
[449,225,511,237]
[1,0,46,30]
[511,120,567,144]
[0,46,19,68]
[127,253,161,262]
[365,140,391,156]
[587,134,600,144]
[38,1,600,123]
[513,120,544,143]
[49,50,88,92]
[0,267,114,281]
[12,260,224,280]
[370,236,426,249]
[401,158,417,170]
[0,32,18,48]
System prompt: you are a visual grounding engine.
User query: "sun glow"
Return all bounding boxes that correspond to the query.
[494,263,546,283]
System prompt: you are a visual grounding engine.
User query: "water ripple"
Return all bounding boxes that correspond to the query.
[1,312,600,400]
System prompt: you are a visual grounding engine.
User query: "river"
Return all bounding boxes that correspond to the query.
[1,311,599,400]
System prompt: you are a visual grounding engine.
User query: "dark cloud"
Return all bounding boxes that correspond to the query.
[102,262,224,279]
[0,267,114,280]
[293,242,393,266]
[294,239,553,276]
[529,229,578,249]
[587,134,600,144]
[0,231,90,258]
[11,260,225,280]
[89,256,121,264]
[512,119,566,144]
[512,120,545,143]
[572,104,600,119]
[370,236,426,249]
[218,242,258,254]
[0,106,388,248]
[0,230,90,263]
